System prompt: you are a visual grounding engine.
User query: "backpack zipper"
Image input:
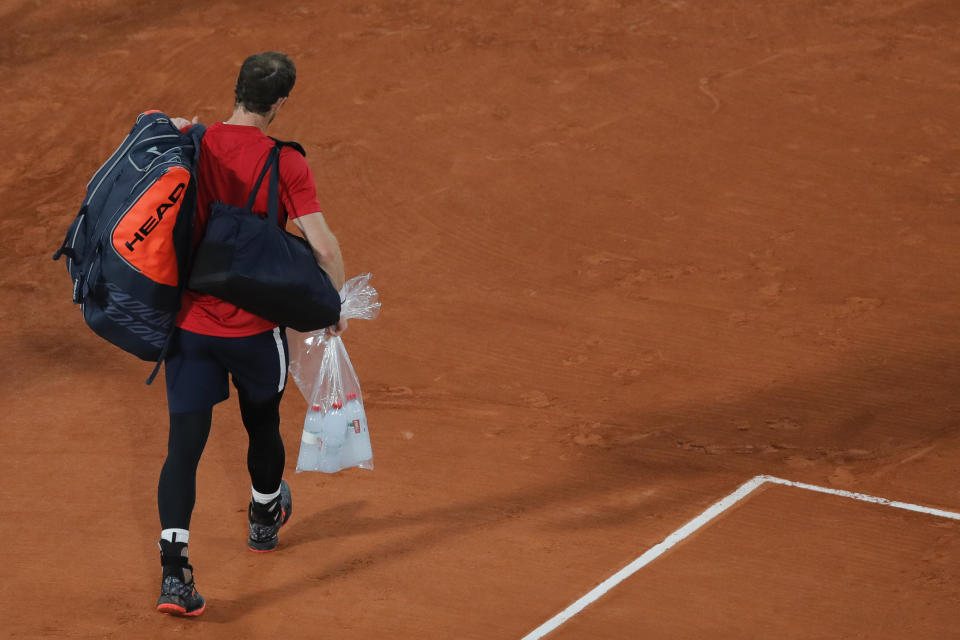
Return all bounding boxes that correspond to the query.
[126,134,181,173]
[66,211,86,274]
[86,123,179,203]
[86,122,160,194]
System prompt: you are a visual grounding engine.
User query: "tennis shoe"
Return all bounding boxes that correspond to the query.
[156,540,205,616]
[248,479,292,552]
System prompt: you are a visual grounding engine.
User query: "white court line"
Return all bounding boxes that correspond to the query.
[759,475,960,521]
[521,475,960,640]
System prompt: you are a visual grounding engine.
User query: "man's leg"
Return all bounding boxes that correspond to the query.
[239,388,285,494]
[155,408,211,616]
[158,408,212,537]
[156,329,228,616]
[217,327,292,551]
[239,388,293,552]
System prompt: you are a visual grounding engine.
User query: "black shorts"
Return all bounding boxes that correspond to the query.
[164,327,290,414]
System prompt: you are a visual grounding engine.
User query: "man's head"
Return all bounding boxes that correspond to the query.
[234,52,296,117]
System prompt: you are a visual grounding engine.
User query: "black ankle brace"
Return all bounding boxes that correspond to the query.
[158,540,193,579]
[249,498,281,524]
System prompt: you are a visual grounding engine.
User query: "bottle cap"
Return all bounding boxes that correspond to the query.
[346,393,357,400]
[332,401,343,409]
[310,404,322,411]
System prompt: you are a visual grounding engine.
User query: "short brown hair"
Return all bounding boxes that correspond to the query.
[234,52,296,115]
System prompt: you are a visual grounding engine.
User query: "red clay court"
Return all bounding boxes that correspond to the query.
[1,1,959,638]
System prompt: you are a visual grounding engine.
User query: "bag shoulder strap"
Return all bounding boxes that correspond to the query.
[269,137,306,156]
[243,146,277,212]
[243,138,305,224]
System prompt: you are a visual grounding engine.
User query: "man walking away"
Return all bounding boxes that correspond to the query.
[156,51,347,616]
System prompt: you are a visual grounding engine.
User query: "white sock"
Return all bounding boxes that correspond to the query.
[161,528,190,544]
[252,485,281,504]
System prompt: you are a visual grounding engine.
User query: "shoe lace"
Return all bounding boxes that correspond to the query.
[249,520,280,542]
[162,575,196,599]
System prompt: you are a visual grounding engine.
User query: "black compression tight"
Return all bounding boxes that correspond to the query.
[158,390,286,530]
[239,389,286,496]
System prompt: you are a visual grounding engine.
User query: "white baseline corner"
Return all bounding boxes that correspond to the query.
[521,474,960,640]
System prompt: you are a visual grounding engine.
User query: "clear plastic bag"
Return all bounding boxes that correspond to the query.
[288,274,381,473]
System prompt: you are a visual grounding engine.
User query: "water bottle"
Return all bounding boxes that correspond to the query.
[318,401,346,473]
[341,393,373,468]
[296,404,324,471]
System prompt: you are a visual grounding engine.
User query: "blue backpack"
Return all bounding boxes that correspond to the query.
[53,111,205,383]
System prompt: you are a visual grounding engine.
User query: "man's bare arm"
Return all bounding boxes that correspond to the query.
[292,211,345,292]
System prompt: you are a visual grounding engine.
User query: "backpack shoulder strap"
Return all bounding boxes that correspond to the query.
[146,122,207,386]
[187,123,206,164]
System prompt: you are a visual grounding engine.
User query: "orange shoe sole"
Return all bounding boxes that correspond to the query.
[157,602,206,617]
[247,545,277,554]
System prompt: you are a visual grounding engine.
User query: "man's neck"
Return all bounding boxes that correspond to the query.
[224,107,271,133]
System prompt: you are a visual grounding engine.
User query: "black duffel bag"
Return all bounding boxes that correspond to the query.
[187,140,341,332]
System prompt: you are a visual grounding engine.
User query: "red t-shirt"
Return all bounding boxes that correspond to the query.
[177,122,323,336]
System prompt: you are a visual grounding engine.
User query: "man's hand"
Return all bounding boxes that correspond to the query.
[171,115,199,130]
[328,318,348,337]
